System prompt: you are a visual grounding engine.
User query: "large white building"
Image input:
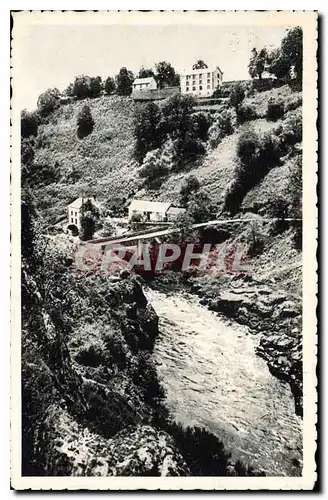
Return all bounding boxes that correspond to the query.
[180,66,223,97]
[132,77,157,93]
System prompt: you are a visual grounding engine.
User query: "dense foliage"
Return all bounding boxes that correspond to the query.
[77,104,95,139]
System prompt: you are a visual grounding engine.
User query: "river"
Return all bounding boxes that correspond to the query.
[146,287,302,477]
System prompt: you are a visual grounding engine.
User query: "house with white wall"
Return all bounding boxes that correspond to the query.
[128,199,185,223]
[180,66,223,97]
[132,77,157,93]
[68,197,84,230]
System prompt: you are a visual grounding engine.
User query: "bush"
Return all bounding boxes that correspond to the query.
[236,128,261,169]
[284,94,302,112]
[266,98,285,121]
[139,143,172,187]
[21,110,40,138]
[279,108,302,146]
[268,197,290,235]
[134,101,163,163]
[180,175,200,205]
[37,88,60,118]
[77,105,94,139]
[192,112,212,141]
[229,83,245,112]
[70,75,102,99]
[208,109,236,149]
[237,103,257,124]
[116,67,134,96]
[104,76,116,95]
[246,224,265,257]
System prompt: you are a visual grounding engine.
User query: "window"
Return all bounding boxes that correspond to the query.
[186,87,189,91]
[192,86,196,91]
[71,210,74,216]
[199,85,202,90]
[71,218,73,223]
[75,211,77,217]
[75,219,78,225]
[207,78,210,83]
[207,84,211,89]
[207,72,211,77]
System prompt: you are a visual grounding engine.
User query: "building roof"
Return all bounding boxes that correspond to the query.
[68,197,84,209]
[129,199,171,214]
[133,77,156,85]
[167,206,186,216]
[181,66,223,76]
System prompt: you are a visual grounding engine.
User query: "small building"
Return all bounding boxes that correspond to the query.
[132,77,157,93]
[180,66,223,97]
[166,206,186,222]
[68,197,84,230]
[128,199,185,223]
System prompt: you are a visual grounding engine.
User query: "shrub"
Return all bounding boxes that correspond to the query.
[246,224,265,257]
[268,197,290,235]
[21,110,40,138]
[134,101,162,163]
[237,103,257,124]
[104,76,116,95]
[229,83,245,112]
[284,94,302,112]
[186,190,216,224]
[266,98,285,121]
[192,112,212,141]
[180,175,200,205]
[208,109,236,149]
[139,145,171,187]
[116,67,134,96]
[37,88,60,118]
[279,108,302,146]
[236,128,261,169]
[77,105,94,139]
[70,75,102,99]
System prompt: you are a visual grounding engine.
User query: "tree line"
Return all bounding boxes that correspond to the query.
[248,27,302,83]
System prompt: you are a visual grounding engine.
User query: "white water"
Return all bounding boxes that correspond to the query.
[147,288,302,476]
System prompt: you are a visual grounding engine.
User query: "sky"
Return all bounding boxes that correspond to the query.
[14,22,291,110]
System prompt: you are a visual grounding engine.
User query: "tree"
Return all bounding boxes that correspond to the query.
[266,27,303,83]
[134,101,163,163]
[267,48,291,81]
[71,75,90,99]
[280,26,303,81]
[180,175,200,206]
[248,48,268,80]
[77,105,94,139]
[116,67,134,96]
[21,110,40,138]
[155,61,177,89]
[80,198,99,240]
[186,190,215,223]
[229,83,245,114]
[138,67,155,78]
[89,76,103,98]
[192,60,208,70]
[70,75,102,99]
[104,76,116,95]
[37,88,60,118]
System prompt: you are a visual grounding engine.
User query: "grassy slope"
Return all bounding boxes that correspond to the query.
[34,96,141,223]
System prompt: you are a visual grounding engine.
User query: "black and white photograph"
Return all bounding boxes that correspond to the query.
[10,10,317,490]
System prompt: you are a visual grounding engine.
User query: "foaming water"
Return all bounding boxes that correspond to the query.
[146,288,302,476]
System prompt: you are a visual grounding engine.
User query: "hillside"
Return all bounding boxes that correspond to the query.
[21,80,303,474]
[31,84,301,225]
[31,96,140,223]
